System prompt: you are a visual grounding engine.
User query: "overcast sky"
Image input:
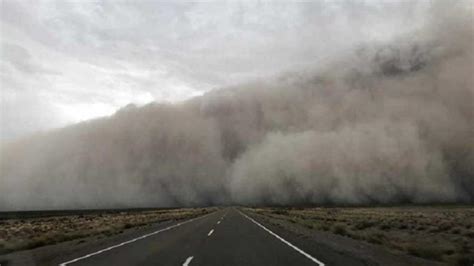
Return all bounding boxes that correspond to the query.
[0,0,431,141]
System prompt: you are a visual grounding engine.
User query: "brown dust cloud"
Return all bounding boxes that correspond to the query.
[1,1,473,210]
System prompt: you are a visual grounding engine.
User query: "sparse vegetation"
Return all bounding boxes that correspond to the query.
[0,208,215,254]
[332,223,347,235]
[245,206,474,265]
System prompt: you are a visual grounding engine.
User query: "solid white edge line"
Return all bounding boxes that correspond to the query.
[58,212,214,266]
[207,229,214,236]
[238,210,325,266]
[182,256,194,266]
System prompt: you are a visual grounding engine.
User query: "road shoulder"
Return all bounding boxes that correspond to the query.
[241,209,443,266]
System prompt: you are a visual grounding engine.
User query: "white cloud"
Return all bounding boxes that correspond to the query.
[1,0,432,140]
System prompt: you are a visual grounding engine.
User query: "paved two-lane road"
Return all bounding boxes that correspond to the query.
[0,207,443,266]
[51,208,363,266]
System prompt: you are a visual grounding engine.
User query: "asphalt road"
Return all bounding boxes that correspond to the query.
[51,208,363,266]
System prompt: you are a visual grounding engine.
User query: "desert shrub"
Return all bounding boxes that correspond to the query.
[368,232,386,244]
[315,223,330,231]
[462,231,474,237]
[398,224,408,229]
[451,228,461,234]
[444,249,455,255]
[353,220,375,230]
[272,209,289,215]
[437,222,453,232]
[332,223,347,235]
[379,223,391,230]
[452,254,474,266]
[406,244,446,261]
[305,223,314,229]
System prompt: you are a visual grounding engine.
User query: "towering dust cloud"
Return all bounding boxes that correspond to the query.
[1,2,473,210]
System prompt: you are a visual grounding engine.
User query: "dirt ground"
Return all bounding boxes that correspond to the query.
[245,206,474,265]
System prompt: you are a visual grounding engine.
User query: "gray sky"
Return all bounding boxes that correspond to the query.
[0,0,430,141]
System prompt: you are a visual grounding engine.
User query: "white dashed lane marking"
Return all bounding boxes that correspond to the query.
[207,229,214,236]
[182,256,194,266]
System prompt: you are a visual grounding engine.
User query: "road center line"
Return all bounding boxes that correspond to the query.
[182,256,194,266]
[58,212,214,266]
[217,221,221,224]
[238,210,325,266]
[207,229,214,236]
